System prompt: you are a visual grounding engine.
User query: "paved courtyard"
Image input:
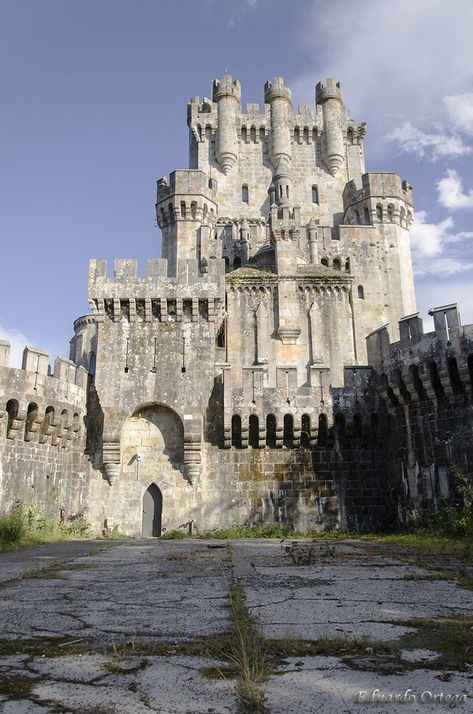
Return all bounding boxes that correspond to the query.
[0,538,472,712]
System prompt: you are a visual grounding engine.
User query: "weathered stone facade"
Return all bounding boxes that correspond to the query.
[1,76,472,534]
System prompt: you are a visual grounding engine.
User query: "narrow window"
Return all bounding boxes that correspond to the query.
[231,415,242,448]
[180,201,186,218]
[345,258,351,272]
[318,414,328,447]
[376,204,383,221]
[283,414,294,448]
[25,402,38,440]
[333,258,341,270]
[364,207,371,224]
[249,415,259,448]
[6,399,19,436]
[233,257,241,269]
[266,414,276,447]
[242,185,249,203]
[387,204,395,222]
[357,285,364,299]
[241,126,248,142]
[447,356,464,395]
[301,414,311,448]
[354,209,361,224]
[311,185,319,204]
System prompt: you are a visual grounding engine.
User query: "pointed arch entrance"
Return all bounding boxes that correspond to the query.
[142,483,163,537]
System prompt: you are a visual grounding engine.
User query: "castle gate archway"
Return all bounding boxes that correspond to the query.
[121,403,186,534]
[142,483,162,537]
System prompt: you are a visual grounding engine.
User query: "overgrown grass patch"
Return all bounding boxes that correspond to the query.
[0,503,92,551]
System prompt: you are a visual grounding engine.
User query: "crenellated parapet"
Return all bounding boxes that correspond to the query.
[366,304,473,406]
[88,257,225,319]
[0,343,87,447]
[343,173,413,227]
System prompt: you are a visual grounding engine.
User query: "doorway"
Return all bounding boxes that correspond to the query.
[142,484,163,537]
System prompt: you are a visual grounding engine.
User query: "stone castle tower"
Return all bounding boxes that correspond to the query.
[2,76,472,536]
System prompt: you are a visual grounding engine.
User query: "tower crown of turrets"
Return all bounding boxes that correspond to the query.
[212,74,241,102]
[316,79,344,105]
[264,77,292,104]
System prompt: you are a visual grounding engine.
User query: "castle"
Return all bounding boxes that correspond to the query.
[1,75,472,536]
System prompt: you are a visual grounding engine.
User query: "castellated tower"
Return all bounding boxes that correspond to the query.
[73,73,416,534]
[9,73,457,539]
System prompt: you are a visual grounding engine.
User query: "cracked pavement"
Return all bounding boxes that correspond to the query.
[0,538,472,712]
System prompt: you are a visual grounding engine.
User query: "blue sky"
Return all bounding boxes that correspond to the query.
[1,0,473,366]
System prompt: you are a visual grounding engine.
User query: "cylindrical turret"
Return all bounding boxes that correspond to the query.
[264,77,292,166]
[307,218,318,264]
[272,158,293,208]
[212,75,241,174]
[316,79,345,176]
[240,218,250,264]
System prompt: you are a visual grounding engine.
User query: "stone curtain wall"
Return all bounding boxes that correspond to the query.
[0,342,90,520]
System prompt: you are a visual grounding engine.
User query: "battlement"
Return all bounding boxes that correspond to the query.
[264,77,292,104]
[315,79,343,105]
[212,74,241,102]
[366,304,473,373]
[156,170,217,202]
[344,173,413,207]
[88,257,226,303]
[0,343,87,403]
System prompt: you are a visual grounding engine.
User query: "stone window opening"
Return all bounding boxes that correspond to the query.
[88,352,96,384]
[233,257,241,269]
[241,126,247,142]
[250,126,257,142]
[294,127,300,143]
[347,127,354,145]
[311,185,319,204]
[364,207,371,224]
[400,206,405,226]
[42,406,55,439]
[321,257,329,267]
[283,414,294,448]
[180,201,186,219]
[286,185,290,198]
[447,356,464,395]
[357,285,364,299]
[216,320,226,348]
[249,414,259,448]
[168,203,173,221]
[387,203,395,222]
[317,413,328,447]
[376,204,383,221]
[167,299,177,321]
[183,299,193,322]
[345,258,351,272]
[151,299,161,321]
[242,184,249,204]
[354,209,361,225]
[6,399,19,437]
[231,415,242,448]
[303,127,309,143]
[301,414,311,448]
[266,414,276,447]
[429,362,445,399]
[409,364,428,401]
[190,202,197,219]
[333,257,341,270]
[24,402,38,441]
[199,299,209,320]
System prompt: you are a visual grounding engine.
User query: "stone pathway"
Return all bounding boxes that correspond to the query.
[0,538,472,712]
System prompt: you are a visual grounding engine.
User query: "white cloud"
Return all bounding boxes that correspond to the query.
[444,92,473,136]
[437,169,473,209]
[292,0,473,153]
[409,210,473,276]
[387,122,471,161]
[0,324,29,368]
